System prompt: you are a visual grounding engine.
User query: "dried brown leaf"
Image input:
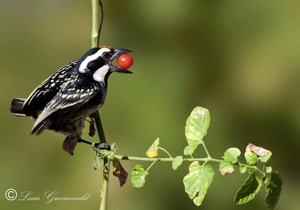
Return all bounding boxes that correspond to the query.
[88,119,96,137]
[113,160,128,187]
[246,143,271,157]
[62,137,77,155]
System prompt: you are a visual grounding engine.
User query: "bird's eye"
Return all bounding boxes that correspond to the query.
[102,52,112,59]
[87,58,105,71]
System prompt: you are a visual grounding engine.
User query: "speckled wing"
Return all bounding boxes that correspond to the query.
[22,61,78,118]
[31,82,100,135]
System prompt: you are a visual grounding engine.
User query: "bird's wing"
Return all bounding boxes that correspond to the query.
[22,61,78,118]
[31,82,100,135]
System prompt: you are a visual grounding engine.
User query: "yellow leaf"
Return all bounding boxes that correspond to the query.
[146,138,160,158]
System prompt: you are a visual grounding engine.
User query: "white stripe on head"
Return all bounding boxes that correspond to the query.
[79,48,111,73]
[93,64,110,82]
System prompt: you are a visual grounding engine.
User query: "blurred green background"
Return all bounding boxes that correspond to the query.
[1,0,299,209]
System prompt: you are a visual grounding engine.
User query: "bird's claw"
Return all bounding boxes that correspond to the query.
[95,142,111,150]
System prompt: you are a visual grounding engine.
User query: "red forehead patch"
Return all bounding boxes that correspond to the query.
[100,45,111,49]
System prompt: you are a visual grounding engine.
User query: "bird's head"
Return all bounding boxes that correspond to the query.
[77,46,132,83]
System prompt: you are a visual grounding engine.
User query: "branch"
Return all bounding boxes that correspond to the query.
[113,154,221,163]
[90,1,109,210]
[90,106,282,209]
[91,0,99,48]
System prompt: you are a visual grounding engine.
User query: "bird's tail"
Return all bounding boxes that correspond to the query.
[10,98,27,117]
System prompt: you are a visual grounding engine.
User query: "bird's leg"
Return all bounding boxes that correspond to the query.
[78,138,92,145]
[78,138,111,150]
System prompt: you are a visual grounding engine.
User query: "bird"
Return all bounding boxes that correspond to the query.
[10,46,132,155]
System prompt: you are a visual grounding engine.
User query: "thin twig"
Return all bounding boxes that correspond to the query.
[90,1,109,210]
[113,154,221,163]
[97,0,104,46]
[91,0,99,48]
[90,111,107,143]
[202,142,212,159]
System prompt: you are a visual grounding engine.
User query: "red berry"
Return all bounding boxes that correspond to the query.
[117,54,133,69]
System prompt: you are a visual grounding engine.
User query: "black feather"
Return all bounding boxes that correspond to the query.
[22,61,78,118]
[9,47,131,155]
[10,98,26,117]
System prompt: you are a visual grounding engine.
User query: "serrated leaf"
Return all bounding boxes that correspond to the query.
[224,147,241,163]
[246,143,272,163]
[235,174,263,205]
[239,164,247,174]
[219,160,234,175]
[185,107,210,153]
[244,151,257,165]
[265,172,283,210]
[183,162,214,206]
[112,160,128,187]
[172,156,183,170]
[131,165,149,188]
[146,138,160,158]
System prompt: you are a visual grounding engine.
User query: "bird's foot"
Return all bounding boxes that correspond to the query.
[95,142,111,150]
[78,139,111,150]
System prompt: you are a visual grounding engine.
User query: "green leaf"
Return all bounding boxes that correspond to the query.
[183,162,214,206]
[258,153,272,163]
[183,146,194,156]
[263,164,273,174]
[185,107,210,153]
[247,167,257,174]
[131,164,149,188]
[224,147,241,163]
[239,164,247,174]
[246,143,272,163]
[220,148,242,175]
[219,160,234,175]
[244,151,257,165]
[265,172,283,210]
[146,138,160,158]
[110,142,117,151]
[172,156,183,170]
[235,174,263,205]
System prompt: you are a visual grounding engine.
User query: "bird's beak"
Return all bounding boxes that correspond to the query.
[110,48,133,74]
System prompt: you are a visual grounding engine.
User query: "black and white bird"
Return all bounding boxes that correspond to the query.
[10,47,132,155]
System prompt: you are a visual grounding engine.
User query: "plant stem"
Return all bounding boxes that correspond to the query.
[90,0,106,144]
[146,159,158,172]
[91,111,107,143]
[100,158,110,210]
[202,142,212,159]
[158,147,173,158]
[113,154,222,163]
[91,0,99,48]
[254,166,265,176]
[90,1,109,210]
